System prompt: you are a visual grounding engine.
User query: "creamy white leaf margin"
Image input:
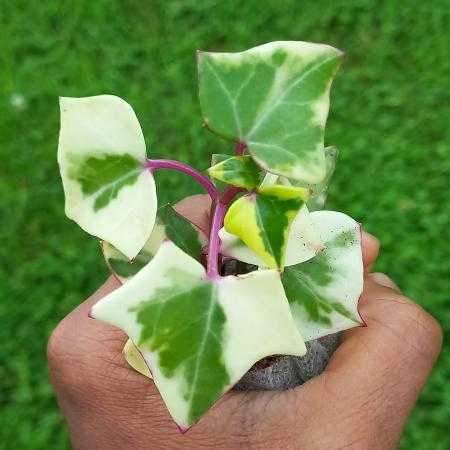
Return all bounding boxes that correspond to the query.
[91,241,306,428]
[289,211,363,341]
[219,205,323,267]
[58,95,157,259]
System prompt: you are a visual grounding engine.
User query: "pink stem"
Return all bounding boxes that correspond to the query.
[234,141,247,156]
[206,141,248,278]
[145,159,219,201]
[206,186,244,280]
[147,144,246,279]
[206,201,226,280]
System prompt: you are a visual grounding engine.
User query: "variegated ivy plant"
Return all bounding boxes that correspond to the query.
[58,41,364,430]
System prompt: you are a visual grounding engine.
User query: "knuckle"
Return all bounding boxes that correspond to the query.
[47,316,140,402]
[412,304,442,352]
[47,318,71,369]
[47,316,97,392]
[389,294,442,359]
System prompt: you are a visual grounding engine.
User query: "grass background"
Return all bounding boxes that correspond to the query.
[1,0,449,448]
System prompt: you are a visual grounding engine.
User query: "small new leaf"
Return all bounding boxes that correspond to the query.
[208,155,262,189]
[224,185,309,269]
[281,211,364,341]
[92,241,306,428]
[198,41,343,183]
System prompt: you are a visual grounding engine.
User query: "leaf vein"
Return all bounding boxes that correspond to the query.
[246,53,337,139]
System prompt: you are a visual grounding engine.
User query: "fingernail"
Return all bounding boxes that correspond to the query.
[370,272,401,292]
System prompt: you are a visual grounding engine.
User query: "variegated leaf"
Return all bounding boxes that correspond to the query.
[91,241,306,428]
[102,204,204,282]
[198,41,343,183]
[106,201,206,379]
[219,205,323,267]
[224,185,309,269]
[208,155,262,189]
[282,211,364,341]
[58,95,157,259]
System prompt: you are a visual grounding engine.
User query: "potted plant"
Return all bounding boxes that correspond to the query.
[57,41,363,431]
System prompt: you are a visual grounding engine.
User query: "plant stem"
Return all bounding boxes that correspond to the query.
[234,141,247,156]
[145,159,219,200]
[206,201,226,280]
[206,186,243,280]
[206,141,248,278]
[147,147,245,279]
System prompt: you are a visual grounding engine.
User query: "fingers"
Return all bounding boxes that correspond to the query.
[370,271,400,291]
[321,275,441,446]
[361,230,379,272]
[332,274,442,373]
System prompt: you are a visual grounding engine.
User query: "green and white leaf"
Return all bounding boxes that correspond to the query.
[219,205,323,267]
[58,95,157,259]
[102,204,204,282]
[281,211,364,341]
[198,41,343,183]
[91,241,306,428]
[208,155,262,189]
[223,185,309,269]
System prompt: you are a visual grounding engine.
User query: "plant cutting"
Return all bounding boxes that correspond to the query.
[57,41,364,431]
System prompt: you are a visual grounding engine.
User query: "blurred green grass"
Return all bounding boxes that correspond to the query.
[0,1,449,448]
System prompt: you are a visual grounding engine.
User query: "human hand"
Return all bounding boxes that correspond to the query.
[48,233,442,450]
